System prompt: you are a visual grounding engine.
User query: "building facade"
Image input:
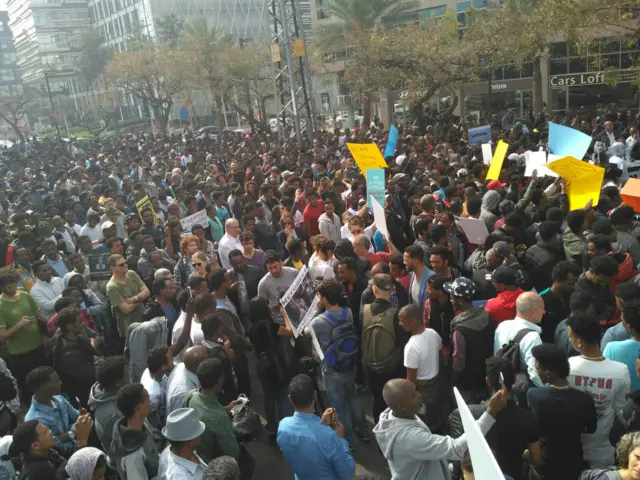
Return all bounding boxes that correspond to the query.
[0,11,22,98]
[7,0,90,92]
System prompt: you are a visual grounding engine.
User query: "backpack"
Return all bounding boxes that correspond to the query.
[320,309,359,372]
[495,328,534,375]
[361,305,401,374]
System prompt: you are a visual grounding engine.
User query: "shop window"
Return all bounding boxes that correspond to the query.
[599,53,619,70]
[550,58,567,75]
[492,67,504,81]
[600,37,621,54]
[568,57,588,73]
[503,64,518,80]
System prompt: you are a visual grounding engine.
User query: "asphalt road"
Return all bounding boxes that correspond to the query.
[243,354,392,480]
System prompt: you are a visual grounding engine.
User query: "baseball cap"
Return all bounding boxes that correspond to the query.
[373,274,394,292]
[491,266,517,286]
[487,180,506,190]
[456,168,469,179]
[443,277,477,300]
[393,173,408,181]
[101,220,114,230]
[493,241,510,257]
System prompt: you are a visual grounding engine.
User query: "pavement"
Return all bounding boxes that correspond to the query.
[243,354,392,480]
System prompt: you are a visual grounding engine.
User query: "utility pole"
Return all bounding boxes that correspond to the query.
[269,0,317,147]
[44,71,61,140]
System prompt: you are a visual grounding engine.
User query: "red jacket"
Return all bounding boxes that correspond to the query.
[486,288,524,326]
[610,251,637,294]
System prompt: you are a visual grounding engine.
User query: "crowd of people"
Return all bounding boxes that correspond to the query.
[0,104,639,480]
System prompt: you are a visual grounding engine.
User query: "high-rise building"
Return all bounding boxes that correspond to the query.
[7,0,90,93]
[0,11,22,97]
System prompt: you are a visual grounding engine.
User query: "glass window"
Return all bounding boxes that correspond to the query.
[568,57,587,73]
[600,37,621,54]
[492,67,504,81]
[550,58,568,75]
[550,42,567,59]
[472,0,488,6]
[456,1,471,12]
[503,64,518,79]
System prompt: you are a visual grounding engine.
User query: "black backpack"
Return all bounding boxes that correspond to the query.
[495,328,534,373]
[495,328,535,406]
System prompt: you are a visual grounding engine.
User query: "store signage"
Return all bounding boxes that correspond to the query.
[550,70,639,87]
[491,83,508,91]
[463,78,533,95]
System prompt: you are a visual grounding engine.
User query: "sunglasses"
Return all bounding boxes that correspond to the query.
[193,262,203,267]
[115,263,127,268]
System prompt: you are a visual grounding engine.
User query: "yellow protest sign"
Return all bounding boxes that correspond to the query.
[135,195,159,224]
[346,143,387,178]
[485,140,508,181]
[546,156,605,211]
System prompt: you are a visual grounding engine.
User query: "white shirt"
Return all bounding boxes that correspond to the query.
[308,254,335,284]
[30,277,65,318]
[493,317,543,386]
[166,363,200,416]
[404,328,441,380]
[67,222,82,236]
[79,224,102,249]
[158,446,206,480]
[141,368,167,426]
[341,224,375,253]
[218,233,243,270]
[181,155,193,167]
[569,356,630,467]
[171,311,204,363]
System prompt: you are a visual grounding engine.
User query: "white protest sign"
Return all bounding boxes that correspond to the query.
[454,387,505,480]
[482,143,493,166]
[455,216,489,245]
[547,153,562,165]
[280,265,309,308]
[524,151,558,178]
[371,196,388,238]
[295,294,320,338]
[180,209,208,232]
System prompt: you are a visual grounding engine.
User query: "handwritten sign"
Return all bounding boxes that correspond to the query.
[486,140,508,181]
[180,209,208,232]
[546,156,605,210]
[366,168,386,208]
[347,143,387,178]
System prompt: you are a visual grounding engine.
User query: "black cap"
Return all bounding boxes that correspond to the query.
[492,266,518,286]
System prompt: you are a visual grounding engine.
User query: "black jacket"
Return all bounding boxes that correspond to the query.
[525,239,566,292]
[50,332,96,400]
[142,297,180,323]
[575,274,617,325]
[610,390,640,447]
[201,338,238,405]
[18,450,65,480]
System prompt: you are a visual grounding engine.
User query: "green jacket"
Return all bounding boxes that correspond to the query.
[184,390,240,462]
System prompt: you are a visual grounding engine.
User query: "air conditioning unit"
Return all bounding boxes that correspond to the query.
[337,95,351,106]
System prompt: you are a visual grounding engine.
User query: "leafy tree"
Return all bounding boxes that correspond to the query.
[76,28,113,84]
[155,13,185,47]
[0,87,41,142]
[314,0,418,127]
[106,46,189,133]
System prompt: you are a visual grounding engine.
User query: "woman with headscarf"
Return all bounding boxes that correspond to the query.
[58,447,106,480]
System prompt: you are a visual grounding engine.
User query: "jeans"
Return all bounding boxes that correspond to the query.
[364,363,405,424]
[323,368,368,443]
[259,374,291,434]
[89,304,111,338]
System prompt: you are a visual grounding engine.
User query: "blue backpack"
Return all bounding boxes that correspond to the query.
[320,309,359,372]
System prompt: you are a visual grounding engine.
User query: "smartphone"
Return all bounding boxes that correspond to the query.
[435,203,444,213]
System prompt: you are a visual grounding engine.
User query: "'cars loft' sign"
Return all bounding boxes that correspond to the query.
[550,70,639,87]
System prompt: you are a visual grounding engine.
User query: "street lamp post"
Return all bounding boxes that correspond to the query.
[44,71,62,140]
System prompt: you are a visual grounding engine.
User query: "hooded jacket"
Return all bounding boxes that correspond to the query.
[486,288,524,326]
[124,316,168,383]
[87,383,120,459]
[563,227,586,266]
[525,239,565,292]
[578,469,621,480]
[137,248,175,280]
[450,308,494,392]
[373,408,496,480]
[318,212,342,244]
[480,191,500,231]
[610,390,640,447]
[610,251,637,294]
[109,416,159,480]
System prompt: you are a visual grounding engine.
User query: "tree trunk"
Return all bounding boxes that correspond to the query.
[532,56,543,119]
[443,93,459,118]
[214,94,226,129]
[230,101,268,129]
[152,104,170,133]
[9,123,24,142]
[362,91,372,129]
[411,84,442,132]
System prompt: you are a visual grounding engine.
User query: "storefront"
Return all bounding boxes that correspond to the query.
[549,70,640,115]
[462,78,533,122]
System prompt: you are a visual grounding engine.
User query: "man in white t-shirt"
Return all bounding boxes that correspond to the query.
[140,345,174,431]
[398,304,443,432]
[567,311,630,467]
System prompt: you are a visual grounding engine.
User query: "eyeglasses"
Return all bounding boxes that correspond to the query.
[283,222,293,226]
[193,262,203,267]
[115,263,127,268]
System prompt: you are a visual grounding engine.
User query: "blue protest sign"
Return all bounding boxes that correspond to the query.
[384,125,398,158]
[548,122,592,159]
[367,168,386,208]
[468,125,491,145]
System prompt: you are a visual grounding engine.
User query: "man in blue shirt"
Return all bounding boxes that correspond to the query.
[604,298,640,391]
[24,366,80,451]
[277,374,355,480]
